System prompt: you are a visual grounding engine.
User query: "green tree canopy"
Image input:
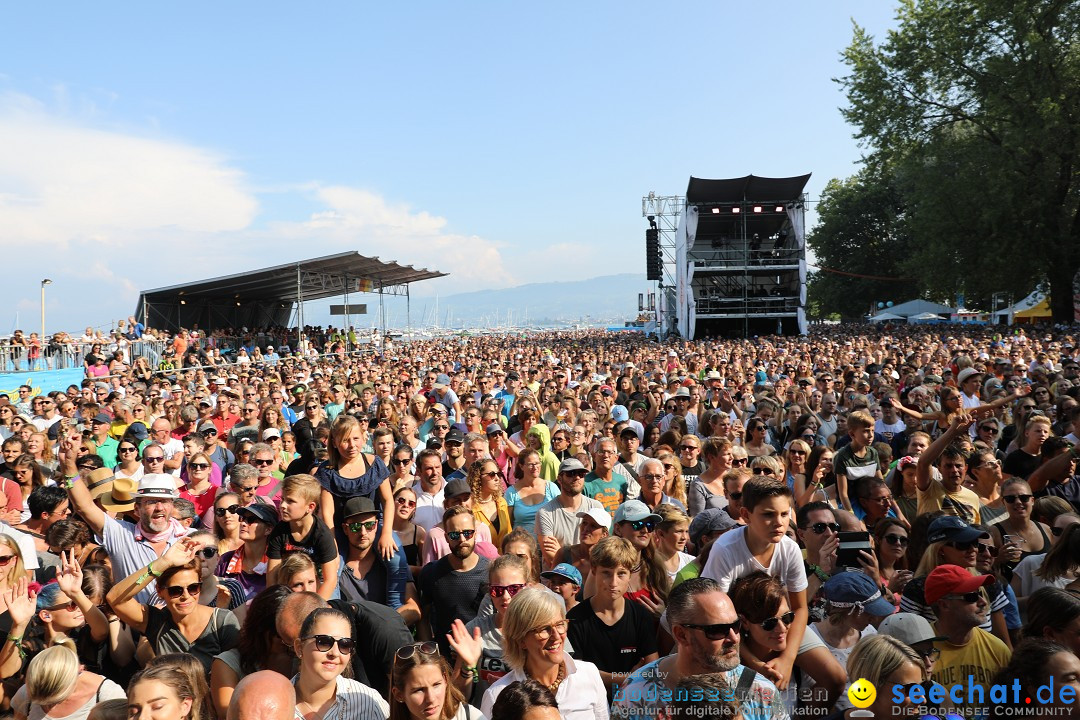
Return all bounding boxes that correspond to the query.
[828,0,1080,321]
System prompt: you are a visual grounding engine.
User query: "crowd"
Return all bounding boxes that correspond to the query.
[0,322,1078,720]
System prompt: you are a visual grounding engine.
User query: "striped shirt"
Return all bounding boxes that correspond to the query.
[291,675,390,720]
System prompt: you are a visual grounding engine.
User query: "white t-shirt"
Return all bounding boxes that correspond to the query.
[700,526,808,593]
[0,524,40,570]
[159,437,185,477]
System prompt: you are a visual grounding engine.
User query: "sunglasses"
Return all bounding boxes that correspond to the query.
[752,467,775,476]
[393,458,412,466]
[678,619,742,640]
[1052,525,1073,537]
[447,529,475,541]
[165,582,201,599]
[728,491,743,502]
[731,458,748,467]
[628,520,655,532]
[252,458,274,466]
[0,554,17,566]
[144,456,165,463]
[679,445,699,452]
[946,540,981,552]
[757,611,796,631]
[808,522,841,535]
[1003,494,1033,504]
[119,446,138,453]
[978,543,999,557]
[949,591,983,604]
[188,462,210,470]
[884,533,909,547]
[346,520,378,533]
[305,634,355,654]
[202,429,218,436]
[489,583,526,598]
[47,600,80,612]
[396,641,437,661]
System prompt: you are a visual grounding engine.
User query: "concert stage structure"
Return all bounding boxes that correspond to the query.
[644,174,810,339]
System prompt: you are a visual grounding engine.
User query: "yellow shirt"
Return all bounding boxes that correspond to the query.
[917,480,982,524]
[930,625,1010,711]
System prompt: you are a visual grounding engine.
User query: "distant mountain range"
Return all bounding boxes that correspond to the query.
[411,273,652,327]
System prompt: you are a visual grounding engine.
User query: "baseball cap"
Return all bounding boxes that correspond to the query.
[197,420,217,434]
[541,563,583,586]
[923,374,943,385]
[262,428,282,441]
[445,427,465,445]
[135,474,179,501]
[610,405,629,422]
[559,458,586,474]
[613,500,662,525]
[689,508,738,547]
[434,374,451,389]
[236,503,279,526]
[92,412,111,425]
[343,496,378,519]
[126,422,150,441]
[821,571,896,617]
[444,478,472,499]
[575,507,611,530]
[924,564,995,604]
[927,516,988,544]
[485,423,504,436]
[878,612,947,646]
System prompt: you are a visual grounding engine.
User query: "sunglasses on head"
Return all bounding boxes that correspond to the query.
[395,641,437,661]
[165,582,201,599]
[305,634,355,654]
[757,611,796,631]
[678,619,742,640]
[489,583,526,598]
[1003,494,1033,504]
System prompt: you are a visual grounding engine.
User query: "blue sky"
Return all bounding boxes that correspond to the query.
[0,1,898,333]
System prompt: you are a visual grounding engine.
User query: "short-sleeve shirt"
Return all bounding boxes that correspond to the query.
[266,517,337,567]
[144,605,240,673]
[700,526,808,594]
[536,495,605,549]
[290,674,390,720]
[930,626,1010,718]
[900,575,1009,633]
[96,515,187,604]
[584,471,630,514]
[916,480,982,525]
[566,598,658,675]
[1003,448,1042,480]
[831,444,879,495]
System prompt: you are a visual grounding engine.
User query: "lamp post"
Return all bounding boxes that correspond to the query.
[40,279,52,344]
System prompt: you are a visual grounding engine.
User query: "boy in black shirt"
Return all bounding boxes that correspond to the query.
[566,536,659,694]
[265,473,339,599]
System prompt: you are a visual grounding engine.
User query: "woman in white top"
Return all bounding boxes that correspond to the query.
[481,586,607,720]
[13,644,125,720]
[390,642,486,720]
[292,607,390,720]
[652,505,694,582]
[112,439,145,481]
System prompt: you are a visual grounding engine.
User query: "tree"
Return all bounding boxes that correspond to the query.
[807,169,920,319]
[838,0,1080,322]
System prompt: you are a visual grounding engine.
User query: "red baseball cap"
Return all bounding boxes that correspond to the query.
[925,564,994,604]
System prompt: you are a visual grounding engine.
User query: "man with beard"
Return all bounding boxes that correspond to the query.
[537,458,605,570]
[337,496,420,625]
[418,505,490,657]
[66,457,189,603]
[613,577,787,720]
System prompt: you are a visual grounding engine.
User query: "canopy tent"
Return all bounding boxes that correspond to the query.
[137,251,446,335]
[1014,298,1052,321]
[869,312,905,323]
[907,312,944,323]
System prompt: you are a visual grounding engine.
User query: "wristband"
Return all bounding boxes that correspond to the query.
[6,635,24,659]
[464,665,479,683]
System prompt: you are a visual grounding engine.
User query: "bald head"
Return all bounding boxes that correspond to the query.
[275,591,329,646]
[226,671,295,720]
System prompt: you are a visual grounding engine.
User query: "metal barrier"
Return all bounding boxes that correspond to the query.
[0,340,167,373]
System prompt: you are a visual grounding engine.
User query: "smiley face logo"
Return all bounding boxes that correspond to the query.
[848,678,876,708]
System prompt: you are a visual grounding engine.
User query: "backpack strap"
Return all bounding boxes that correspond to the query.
[734,667,757,699]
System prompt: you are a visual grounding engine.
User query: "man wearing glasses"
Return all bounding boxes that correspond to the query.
[418,506,489,657]
[147,419,184,476]
[614,577,784,720]
[338,496,420,625]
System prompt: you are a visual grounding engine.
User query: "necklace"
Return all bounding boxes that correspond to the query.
[1007,518,1029,546]
[547,663,566,693]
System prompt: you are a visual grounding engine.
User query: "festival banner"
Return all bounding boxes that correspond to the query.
[0,368,86,398]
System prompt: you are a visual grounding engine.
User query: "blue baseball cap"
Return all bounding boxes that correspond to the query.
[613,500,662,525]
[541,563,583,586]
[821,571,895,617]
[927,516,988,544]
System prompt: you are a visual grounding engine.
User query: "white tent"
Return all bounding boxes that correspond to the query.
[907,312,944,323]
[869,312,904,323]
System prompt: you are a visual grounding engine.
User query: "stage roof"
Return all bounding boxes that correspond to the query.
[686,174,812,205]
[139,252,446,305]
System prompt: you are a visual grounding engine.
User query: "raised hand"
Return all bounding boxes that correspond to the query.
[160,537,199,570]
[5,577,38,628]
[446,618,482,669]
[55,549,85,599]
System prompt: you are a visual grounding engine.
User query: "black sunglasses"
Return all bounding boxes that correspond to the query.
[304,634,355,654]
[165,582,201,599]
[884,533,908,547]
[679,619,742,640]
[808,522,841,534]
[447,529,475,541]
[215,504,240,517]
[752,467,775,476]
[1003,494,1033,504]
[757,611,796,632]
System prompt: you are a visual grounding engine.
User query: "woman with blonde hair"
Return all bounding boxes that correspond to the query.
[655,451,686,509]
[12,643,125,720]
[652,504,694,582]
[835,635,925,719]
[686,437,734,516]
[481,587,606,720]
[26,433,56,474]
[126,664,200,720]
[471,459,511,547]
[783,439,811,498]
